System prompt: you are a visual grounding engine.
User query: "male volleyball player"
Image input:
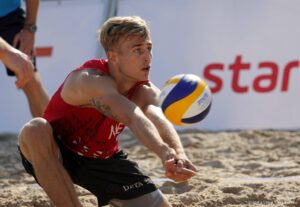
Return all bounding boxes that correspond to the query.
[18,16,197,207]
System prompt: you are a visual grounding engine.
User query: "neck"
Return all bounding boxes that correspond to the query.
[108,62,137,94]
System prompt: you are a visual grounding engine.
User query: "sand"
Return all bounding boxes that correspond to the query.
[1,129,300,207]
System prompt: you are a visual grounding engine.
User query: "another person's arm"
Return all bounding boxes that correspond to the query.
[0,37,34,88]
[13,0,39,56]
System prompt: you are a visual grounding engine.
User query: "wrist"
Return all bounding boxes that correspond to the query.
[23,23,37,33]
[175,149,186,157]
[159,144,176,162]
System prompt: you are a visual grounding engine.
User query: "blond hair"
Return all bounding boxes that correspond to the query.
[99,16,150,52]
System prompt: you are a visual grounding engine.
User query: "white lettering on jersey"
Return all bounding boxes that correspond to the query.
[108,123,124,140]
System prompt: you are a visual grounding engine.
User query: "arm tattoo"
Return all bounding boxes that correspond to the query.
[90,98,119,121]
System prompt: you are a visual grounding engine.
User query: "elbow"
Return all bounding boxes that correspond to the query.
[123,107,144,129]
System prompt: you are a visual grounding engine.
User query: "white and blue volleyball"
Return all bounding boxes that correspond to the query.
[159,74,212,126]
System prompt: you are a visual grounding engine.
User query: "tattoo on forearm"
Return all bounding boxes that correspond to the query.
[90,98,119,121]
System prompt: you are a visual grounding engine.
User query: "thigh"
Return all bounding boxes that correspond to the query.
[60,148,158,206]
[109,189,165,207]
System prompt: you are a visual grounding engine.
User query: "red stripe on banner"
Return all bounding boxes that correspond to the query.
[36,47,53,57]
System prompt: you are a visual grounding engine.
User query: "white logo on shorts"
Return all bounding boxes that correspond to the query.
[122,182,144,192]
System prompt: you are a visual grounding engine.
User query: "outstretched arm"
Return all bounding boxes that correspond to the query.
[61,69,176,162]
[134,83,197,182]
[143,103,197,182]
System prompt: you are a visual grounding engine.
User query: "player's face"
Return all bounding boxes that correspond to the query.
[115,36,152,81]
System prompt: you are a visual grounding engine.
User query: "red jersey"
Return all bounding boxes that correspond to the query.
[44,59,148,159]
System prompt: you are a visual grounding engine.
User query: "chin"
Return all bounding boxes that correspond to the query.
[142,74,150,81]
[138,78,149,82]
[144,71,150,78]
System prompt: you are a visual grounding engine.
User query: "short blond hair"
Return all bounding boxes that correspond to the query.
[99,16,150,52]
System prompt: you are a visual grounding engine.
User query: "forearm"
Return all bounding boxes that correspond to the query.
[128,108,172,161]
[0,38,7,58]
[144,105,186,155]
[0,38,14,59]
[25,0,39,24]
[157,119,186,155]
[80,89,175,161]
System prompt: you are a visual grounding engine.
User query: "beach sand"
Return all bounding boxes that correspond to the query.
[1,130,300,207]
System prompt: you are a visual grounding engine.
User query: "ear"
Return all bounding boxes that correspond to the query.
[107,50,118,63]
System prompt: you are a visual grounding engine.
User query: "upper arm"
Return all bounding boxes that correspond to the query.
[61,69,140,124]
[61,69,115,105]
[133,82,161,109]
[133,83,171,126]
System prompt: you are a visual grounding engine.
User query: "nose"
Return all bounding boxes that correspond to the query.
[144,50,152,63]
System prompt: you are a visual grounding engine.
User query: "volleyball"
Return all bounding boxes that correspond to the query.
[159,74,212,126]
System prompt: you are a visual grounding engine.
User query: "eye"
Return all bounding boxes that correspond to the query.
[133,48,143,55]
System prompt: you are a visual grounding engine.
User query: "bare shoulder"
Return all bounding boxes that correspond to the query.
[61,68,117,105]
[133,81,161,108]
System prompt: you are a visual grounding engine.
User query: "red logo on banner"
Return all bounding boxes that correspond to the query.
[36,47,53,57]
[203,55,299,94]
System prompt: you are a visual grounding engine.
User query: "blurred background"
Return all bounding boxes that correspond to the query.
[1,0,299,132]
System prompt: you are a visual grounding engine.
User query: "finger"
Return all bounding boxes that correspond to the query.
[18,39,32,55]
[165,170,195,182]
[165,166,196,181]
[184,161,197,172]
[12,34,20,48]
[15,75,25,88]
[15,80,20,88]
[167,169,196,179]
[15,66,27,88]
[23,45,33,57]
[177,167,197,176]
[164,159,177,171]
[175,159,184,173]
[19,42,28,55]
[166,174,194,182]
[166,175,189,183]
[175,157,197,172]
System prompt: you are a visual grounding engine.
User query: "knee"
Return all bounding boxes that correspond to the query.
[19,117,52,148]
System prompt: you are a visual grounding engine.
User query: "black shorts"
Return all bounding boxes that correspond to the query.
[0,8,37,76]
[18,138,158,206]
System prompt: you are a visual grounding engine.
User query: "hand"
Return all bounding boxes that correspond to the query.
[13,29,35,57]
[164,154,197,182]
[2,47,34,88]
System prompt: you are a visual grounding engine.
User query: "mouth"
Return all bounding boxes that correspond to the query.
[142,66,150,72]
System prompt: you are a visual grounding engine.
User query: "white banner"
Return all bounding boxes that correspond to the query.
[118,0,300,130]
[0,0,299,132]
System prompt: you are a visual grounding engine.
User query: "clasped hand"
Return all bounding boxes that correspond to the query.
[163,150,197,182]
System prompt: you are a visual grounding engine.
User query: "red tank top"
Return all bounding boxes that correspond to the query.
[44,59,148,159]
